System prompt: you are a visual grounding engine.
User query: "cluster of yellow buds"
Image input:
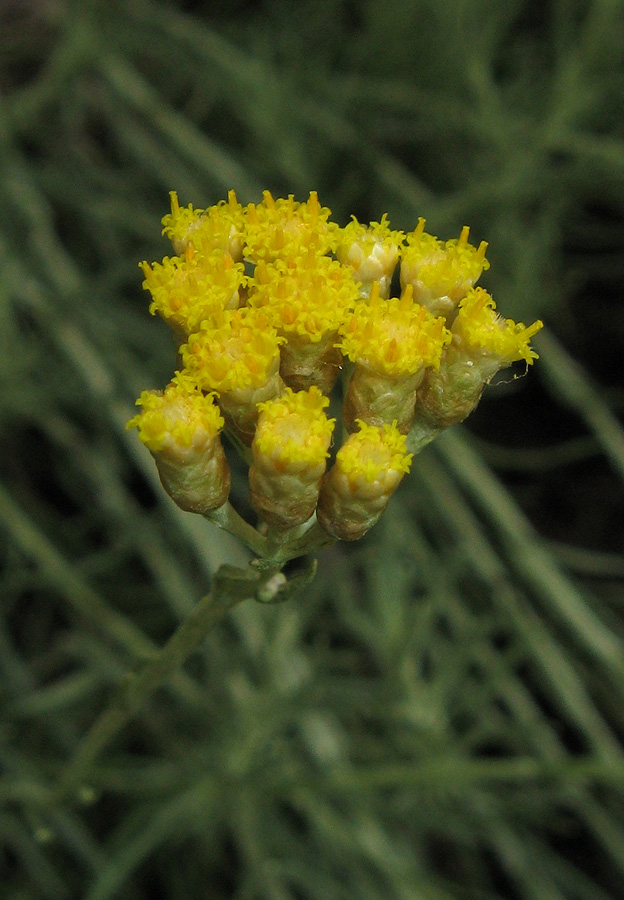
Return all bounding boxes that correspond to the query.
[128,190,542,568]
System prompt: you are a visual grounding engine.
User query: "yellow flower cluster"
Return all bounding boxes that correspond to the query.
[333,420,413,486]
[161,190,245,259]
[250,252,360,343]
[317,420,412,541]
[129,190,542,546]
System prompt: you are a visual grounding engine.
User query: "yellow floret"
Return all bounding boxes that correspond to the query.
[337,283,451,376]
[181,308,284,393]
[401,219,489,301]
[254,386,335,468]
[249,250,360,342]
[454,288,543,365]
[140,247,245,335]
[161,192,203,251]
[243,190,338,261]
[127,375,224,453]
[336,420,413,485]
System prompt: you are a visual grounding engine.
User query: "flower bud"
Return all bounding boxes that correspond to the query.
[335,214,404,298]
[413,287,543,432]
[180,307,285,444]
[338,283,450,432]
[127,376,229,513]
[161,190,245,261]
[140,247,245,340]
[249,250,360,393]
[317,421,412,541]
[249,387,335,530]
[243,190,338,262]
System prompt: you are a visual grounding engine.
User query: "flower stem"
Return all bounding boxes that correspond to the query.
[51,565,259,805]
[205,501,268,557]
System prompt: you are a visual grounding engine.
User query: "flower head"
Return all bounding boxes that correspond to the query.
[243,190,338,262]
[162,190,245,260]
[127,374,224,455]
[401,219,489,317]
[160,192,203,253]
[336,214,404,296]
[254,386,335,473]
[126,374,229,512]
[140,247,245,336]
[334,420,412,489]
[181,307,284,394]
[338,282,450,377]
[411,288,543,438]
[249,387,335,529]
[249,249,360,343]
[317,420,412,540]
[453,287,543,368]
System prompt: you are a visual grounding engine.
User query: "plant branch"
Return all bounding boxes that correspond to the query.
[50,565,259,806]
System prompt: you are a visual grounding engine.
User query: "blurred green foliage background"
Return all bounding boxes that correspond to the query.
[1,1,624,898]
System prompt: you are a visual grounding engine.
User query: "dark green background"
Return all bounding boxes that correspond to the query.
[1,1,623,898]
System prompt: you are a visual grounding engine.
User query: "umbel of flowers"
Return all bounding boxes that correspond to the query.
[129,190,542,569]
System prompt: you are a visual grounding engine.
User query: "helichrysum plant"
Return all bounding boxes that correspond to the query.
[54,190,543,802]
[129,189,543,593]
